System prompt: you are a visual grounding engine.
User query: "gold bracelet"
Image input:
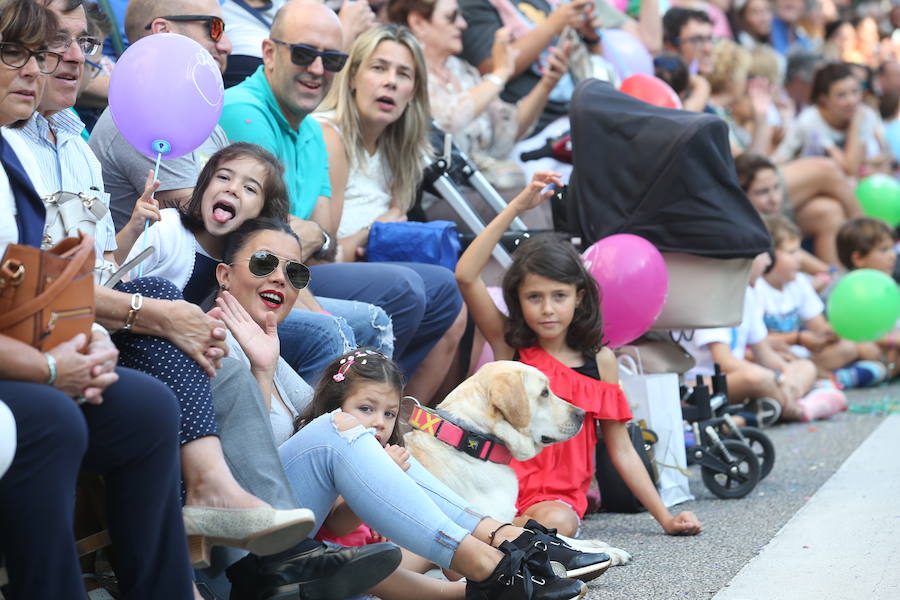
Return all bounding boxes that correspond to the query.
[122,293,143,331]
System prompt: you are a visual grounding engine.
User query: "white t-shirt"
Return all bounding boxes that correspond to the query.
[0,164,18,257]
[683,286,768,380]
[773,104,885,164]
[754,273,824,333]
[222,0,284,58]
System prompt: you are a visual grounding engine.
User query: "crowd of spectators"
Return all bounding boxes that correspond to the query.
[2,0,900,598]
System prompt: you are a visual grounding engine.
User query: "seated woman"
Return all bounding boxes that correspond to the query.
[314,25,465,404]
[210,216,612,599]
[773,61,891,178]
[387,0,568,191]
[0,2,192,597]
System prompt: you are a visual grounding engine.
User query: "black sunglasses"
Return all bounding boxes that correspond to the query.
[270,39,348,72]
[240,251,310,290]
[145,15,225,42]
[0,42,62,74]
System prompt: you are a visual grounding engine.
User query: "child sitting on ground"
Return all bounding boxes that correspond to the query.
[456,171,701,537]
[756,215,888,389]
[835,217,900,379]
[681,252,847,422]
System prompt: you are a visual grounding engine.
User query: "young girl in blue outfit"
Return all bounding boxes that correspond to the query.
[456,171,702,537]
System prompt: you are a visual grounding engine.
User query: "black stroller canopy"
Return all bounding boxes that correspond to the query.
[563,80,771,259]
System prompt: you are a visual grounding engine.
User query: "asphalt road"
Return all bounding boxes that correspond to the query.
[579,382,900,600]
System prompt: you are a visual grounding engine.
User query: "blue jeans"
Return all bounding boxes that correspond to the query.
[277,299,393,384]
[278,411,484,569]
[310,263,462,376]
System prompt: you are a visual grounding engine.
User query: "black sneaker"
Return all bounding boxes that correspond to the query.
[226,539,401,600]
[466,540,586,600]
[518,520,611,582]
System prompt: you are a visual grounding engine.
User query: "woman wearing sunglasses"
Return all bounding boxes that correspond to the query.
[314,24,466,406]
[0,1,196,597]
[210,216,597,600]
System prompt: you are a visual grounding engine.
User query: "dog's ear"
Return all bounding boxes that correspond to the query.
[488,371,531,430]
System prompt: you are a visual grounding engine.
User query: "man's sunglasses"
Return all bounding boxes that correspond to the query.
[240,251,311,290]
[145,15,225,42]
[0,42,62,74]
[270,39,348,72]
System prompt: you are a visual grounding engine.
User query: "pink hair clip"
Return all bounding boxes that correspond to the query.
[332,350,383,382]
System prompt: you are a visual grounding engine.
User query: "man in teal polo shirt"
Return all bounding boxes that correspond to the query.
[219,0,464,388]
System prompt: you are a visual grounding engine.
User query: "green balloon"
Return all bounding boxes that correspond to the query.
[855,175,900,227]
[827,269,900,342]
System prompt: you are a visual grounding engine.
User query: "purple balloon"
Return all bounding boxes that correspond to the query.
[602,29,654,80]
[582,234,668,348]
[109,33,224,160]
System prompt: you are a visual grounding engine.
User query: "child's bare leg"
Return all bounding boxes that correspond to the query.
[813,339,859,373]
[856,342,882,361]
[514,501,580,537]
[399,548,435,573]
[369,567,466,600]
[784,358,818,396]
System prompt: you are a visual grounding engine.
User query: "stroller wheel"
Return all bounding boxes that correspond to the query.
[754,397,782,428]
[728,427,776,480]
[701,439,760,499]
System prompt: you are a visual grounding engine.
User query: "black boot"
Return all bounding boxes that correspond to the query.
[465,540,586,600]
[515,520,611,582]
[226,539,401,600]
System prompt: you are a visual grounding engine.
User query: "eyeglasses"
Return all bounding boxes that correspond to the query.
[49,34,101,56]
[674,34,714,47]
[84,58,103,81]
[270,39,349,72]
[239,251,311,290]
[0,42,62,74]
[144,15,225,42]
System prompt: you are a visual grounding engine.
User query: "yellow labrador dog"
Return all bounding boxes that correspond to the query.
[405,361,631,565]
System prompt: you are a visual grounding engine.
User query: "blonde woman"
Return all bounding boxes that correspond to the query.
[315,24,465,405]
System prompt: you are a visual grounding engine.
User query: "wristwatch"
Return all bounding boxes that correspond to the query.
[313,228,332,259]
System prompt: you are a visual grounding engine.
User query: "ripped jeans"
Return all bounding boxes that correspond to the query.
[278,298,393,384]
[279,410,484,569]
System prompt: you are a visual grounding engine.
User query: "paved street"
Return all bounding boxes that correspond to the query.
[580,382,900,600]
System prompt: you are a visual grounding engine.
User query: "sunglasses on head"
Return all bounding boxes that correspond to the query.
[240,251,310,290]
[145,15,225,42]
[270,39,349,72]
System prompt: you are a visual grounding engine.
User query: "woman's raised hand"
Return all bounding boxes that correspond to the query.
[215,291,280,377]
[490,27,517,83]
[511,170,563,211]
[548,0,595,34]
[540,40,572,87]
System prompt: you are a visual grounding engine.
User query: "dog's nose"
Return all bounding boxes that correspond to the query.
[571,407,585,427]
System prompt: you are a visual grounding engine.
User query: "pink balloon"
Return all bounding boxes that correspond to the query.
[109,33,224,159]
[582,235,668,348]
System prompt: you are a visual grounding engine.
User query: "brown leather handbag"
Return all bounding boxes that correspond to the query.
[0,234,95,351]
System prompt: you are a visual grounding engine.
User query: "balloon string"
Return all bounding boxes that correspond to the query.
[137,151,163,279]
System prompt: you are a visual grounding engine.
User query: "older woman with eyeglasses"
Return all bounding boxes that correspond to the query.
[0,1,195,598]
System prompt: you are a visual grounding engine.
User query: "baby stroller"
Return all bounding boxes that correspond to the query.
[560,79,775,499]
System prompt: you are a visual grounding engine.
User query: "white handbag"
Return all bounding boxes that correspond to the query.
[41,190,109,250]
[618,352,695,508]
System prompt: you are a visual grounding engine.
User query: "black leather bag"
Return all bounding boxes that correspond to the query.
[594,422,658,513]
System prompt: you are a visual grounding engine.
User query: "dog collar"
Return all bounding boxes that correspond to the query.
[407,405,513,465]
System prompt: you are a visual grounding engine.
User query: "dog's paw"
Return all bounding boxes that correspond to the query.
[557,535,632,566]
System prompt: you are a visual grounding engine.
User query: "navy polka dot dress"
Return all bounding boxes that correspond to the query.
[111,277,217,445]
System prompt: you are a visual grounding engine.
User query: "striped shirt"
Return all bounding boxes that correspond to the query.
[2,110,117,276]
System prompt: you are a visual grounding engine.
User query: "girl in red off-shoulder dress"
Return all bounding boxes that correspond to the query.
[456,172,702,537]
